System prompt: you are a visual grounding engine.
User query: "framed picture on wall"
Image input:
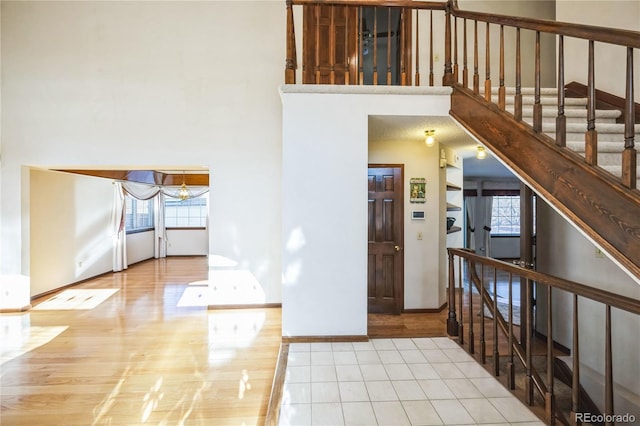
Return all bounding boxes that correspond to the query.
[410,178,426,203]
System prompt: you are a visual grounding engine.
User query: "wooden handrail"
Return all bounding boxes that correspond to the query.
[449,248,640,315]
[449,2,640,48]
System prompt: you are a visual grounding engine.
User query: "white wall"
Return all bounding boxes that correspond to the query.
[127,231,155,266]
[167,229,208,256]
[1,1,283,303]
[281,85,451,337]
[29,169,113,297]
[536,199,640,397]
[368,139,444,310]
[557,0,640,99]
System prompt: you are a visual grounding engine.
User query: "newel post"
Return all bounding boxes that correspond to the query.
[285,0,297,84]
[447,250,459,336]
[442,1,454,85]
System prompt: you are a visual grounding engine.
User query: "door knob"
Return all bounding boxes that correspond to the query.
[394,245,401,252]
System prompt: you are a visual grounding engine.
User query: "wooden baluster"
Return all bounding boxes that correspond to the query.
[315,4,321,83]
[330,6,336,84]
[484,22,491,102]
[498,25,505,110]
[462,19,468,88]
[453,17,459,83]
[570,294,581,425]
[480,264,486,364]
[415,10,420,86]
[507,272,515,390]
[515,28,522,121]
[285,0,297,84]
[447,251,459,336]
[473,21,479,94]
[585,40,598,165]
[344,6,350,85]
[622,47,637,189]
[533,31,542,132]
[525,278,534,405]
[605,305,613,426]
[492,268,499,376]
[429,11,434,86]
[468,260,475,354]
[458,256,464,345]
[400,8,407,86]
[546,285,556,425]
[443,3,454,85]
[556,35,566,147]
[386,7,392,85]
[373,7,378,85]
[359,7,364,85]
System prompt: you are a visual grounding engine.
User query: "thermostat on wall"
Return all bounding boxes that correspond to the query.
[412,211,425,220]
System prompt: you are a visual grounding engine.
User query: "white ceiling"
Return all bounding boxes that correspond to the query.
[368,115,515,179]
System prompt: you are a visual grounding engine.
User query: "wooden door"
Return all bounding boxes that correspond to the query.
[368,165,404,314]
[303,5,358,84]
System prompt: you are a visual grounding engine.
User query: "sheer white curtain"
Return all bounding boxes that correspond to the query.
[465,196,476,251]
[475,196,494,257]
[111,182,128,272]
[482,197,493,257]
[154,192,167,259]
[162,186,209,200]
[121,181,160,200]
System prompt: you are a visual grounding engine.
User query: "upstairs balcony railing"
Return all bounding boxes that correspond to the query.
[284,0,639,190]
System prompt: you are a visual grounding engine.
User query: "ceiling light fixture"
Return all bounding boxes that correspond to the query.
[476,146,487,160]
[178,172,191,201]
[424,130,435,147]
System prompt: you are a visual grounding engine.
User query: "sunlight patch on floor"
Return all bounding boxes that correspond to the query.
[33,289,119,310]
[0,315,68,366]
[177,286,211,307]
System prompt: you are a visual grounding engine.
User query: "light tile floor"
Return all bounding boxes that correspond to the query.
[278,337,545,426]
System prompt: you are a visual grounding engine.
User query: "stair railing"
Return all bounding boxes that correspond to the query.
[285,0,639,190]
[447,247,640,425]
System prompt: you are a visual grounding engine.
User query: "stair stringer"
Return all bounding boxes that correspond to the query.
[450,85,640,282]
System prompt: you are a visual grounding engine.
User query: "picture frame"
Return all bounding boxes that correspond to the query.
[410,178,426,203]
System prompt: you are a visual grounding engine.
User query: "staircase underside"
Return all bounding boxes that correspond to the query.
[450,85,640,281]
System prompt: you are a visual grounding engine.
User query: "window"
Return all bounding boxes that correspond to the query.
[125,196,154,233]
[165,194,208,228]
[491,196,520,235]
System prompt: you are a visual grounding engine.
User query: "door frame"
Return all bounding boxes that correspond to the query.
[367,163,404,314]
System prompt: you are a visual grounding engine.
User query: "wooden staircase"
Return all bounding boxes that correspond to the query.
[493,86,640,189]
[450,85,640,281]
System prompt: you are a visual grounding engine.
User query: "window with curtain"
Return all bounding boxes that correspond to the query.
[164,194,208,228]
[490,195,520,235]
[125,195,154,233]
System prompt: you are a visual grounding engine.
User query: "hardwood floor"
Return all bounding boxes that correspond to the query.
[0,257,281,425]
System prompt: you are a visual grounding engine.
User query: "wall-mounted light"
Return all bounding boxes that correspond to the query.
[424,130,435,147]
[476,145,487,160]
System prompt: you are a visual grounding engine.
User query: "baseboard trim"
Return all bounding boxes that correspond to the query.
[403,301,448,313]
[283,335,369,343]
[264,342,289,426]
[0,304,32,313]
[207,303,282,310]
